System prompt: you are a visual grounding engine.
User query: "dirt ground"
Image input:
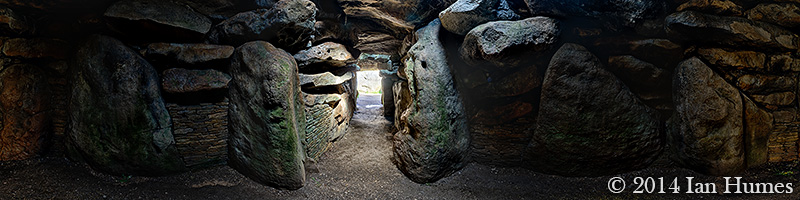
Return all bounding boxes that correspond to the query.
[1,94,799,199]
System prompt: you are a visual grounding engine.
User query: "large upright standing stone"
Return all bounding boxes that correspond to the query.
[526,43,662,176]
[669,57,745,176]
[228,41,306,190]
[393,19,470,183]
[67,35,184,175]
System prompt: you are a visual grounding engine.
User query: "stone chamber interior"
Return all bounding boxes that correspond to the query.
[1,0,800,198]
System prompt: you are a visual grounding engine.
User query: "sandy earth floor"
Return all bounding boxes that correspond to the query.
[1,94,798,199]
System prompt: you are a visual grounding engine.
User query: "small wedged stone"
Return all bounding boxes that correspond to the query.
[751,92,796,106]
[769,54,800,72]
[736,74,795,94]
[695,48,766,70]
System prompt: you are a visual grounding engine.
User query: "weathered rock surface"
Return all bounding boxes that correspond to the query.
[338,0,455,34]
[746,3,800,28]
[439,0,520,35]
[381,70,399,117]
[161,68,231,94]
[475,64,541,98]
[393,19,470,183]
[67,35,184,175]
[142,43,234,65]
[0,0,111,13]
[526,43,662,176]
[207,0,317,50]
[166,102,229,168]
[357,53,394,71]
[607,55,672,110]
[669,57,744,176]
[302,92,353,159]
[752,92,796,106]
[392,81,411,130]
[525,0,664,26]
[743,95,772,167]
[104,0,212,38]
[0,6,31,35]
[666,11,800,51]
[471,101,533,125]
[769,54,800,72]
[299,71,354,88]
[736,74,795,94]
[695,48,765,70]
[228,41,306,190]
[242,0,277,9]
[0,64,51,160]
[294,42,354,68]
[176,0,238,19]
[594,38,684,69]
[1,38,69,59]
[677,0,744,16]
[353,32,403,57]
[460,17,558,69]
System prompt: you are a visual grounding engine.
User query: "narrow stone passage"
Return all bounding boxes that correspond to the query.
[1,94,797,199]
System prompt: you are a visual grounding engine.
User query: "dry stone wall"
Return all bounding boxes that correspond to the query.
[167,102,229,167]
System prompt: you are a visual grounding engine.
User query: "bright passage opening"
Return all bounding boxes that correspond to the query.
[356,70,383,109]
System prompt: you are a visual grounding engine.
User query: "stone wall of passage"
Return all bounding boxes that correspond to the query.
[770,111,799,162]
[167,102,229,167]
[469,117,534,166]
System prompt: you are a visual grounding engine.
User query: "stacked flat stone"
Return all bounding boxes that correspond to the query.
[294,42,358,160]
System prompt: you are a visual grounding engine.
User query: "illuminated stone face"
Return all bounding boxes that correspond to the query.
[357,70,382,94]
